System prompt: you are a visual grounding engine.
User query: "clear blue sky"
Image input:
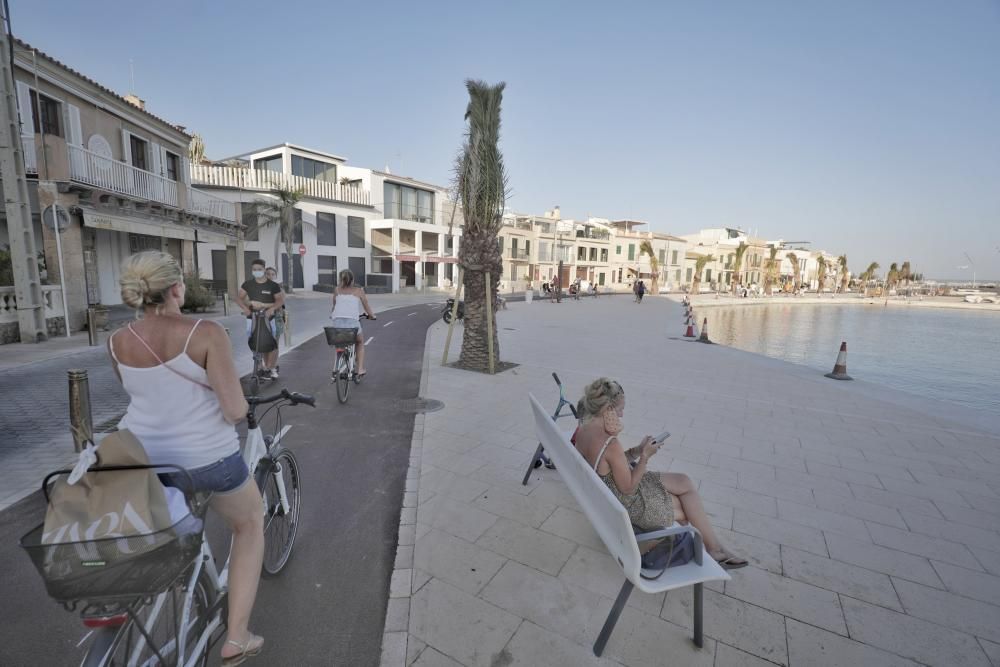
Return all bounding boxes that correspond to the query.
[15,0,1000,280]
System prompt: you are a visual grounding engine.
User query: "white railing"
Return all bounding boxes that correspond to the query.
[187,187,236,222]
[190,163,371,207]
[0,285,64,324]
[21,135,37,174]
[68,144,179,208]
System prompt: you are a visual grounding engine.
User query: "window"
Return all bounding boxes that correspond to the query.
[671,250,679,265]
[318,255,337,284]
[628,244,635,261]
[292,155,336,182]
[600,248,608,262]
[589,247,597,261]
[253,155,282,172]
[577,247,586,261]
[30,91,61,137]
[616,245,621,255]
[317,211,336,246]
[165,152,180,181]
[383,182,434,222]
[598,273,606,286]
[685,268,692,282]
[659,249,665,264]
[524,240,531,256]
[705,269,712,282]
[511,238,518,257]
[676,269,682,282]
[130,135,148,171]
[348,216,365,248]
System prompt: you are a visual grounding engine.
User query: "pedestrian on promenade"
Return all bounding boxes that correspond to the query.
[572,378,747,569]
[330,269,376,377]
[110,251,266,663]
[636,280,646,303]
[265,267,286,373]
[551,275,561,303]
[632,281,639,302]
[237,258,284,379]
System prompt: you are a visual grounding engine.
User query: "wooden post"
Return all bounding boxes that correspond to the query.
[485,271,495,375]
[441,266,464,365]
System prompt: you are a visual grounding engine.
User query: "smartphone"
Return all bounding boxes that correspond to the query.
[651,431,671,445]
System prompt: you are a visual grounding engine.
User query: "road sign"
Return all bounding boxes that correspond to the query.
[298,244,306,256]
[42,205,70,233]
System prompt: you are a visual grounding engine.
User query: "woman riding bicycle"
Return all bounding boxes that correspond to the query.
[108,251,266,665]
[330,268,376,376]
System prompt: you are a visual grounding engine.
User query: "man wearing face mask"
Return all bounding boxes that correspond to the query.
[238,258,285,378]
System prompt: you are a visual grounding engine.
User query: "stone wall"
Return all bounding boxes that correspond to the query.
[0,316,65,344]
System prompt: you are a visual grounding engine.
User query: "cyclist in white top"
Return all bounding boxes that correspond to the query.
[109,251,265,665]
[330,269,376,376]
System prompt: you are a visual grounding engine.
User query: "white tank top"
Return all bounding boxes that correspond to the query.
[331,292,362,320]
[111,321,240,470]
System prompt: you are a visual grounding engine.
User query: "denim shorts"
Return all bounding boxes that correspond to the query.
[159,451,250,495]
[331,317,362,335]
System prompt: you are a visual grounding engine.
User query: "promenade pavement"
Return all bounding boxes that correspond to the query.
[386,294,1000,667]
[0,290,447,511]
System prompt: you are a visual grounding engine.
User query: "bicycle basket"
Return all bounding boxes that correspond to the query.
[20,513,204,603]
[324,326,358,346]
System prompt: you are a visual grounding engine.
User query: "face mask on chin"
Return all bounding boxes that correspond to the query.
[252,270,265,279]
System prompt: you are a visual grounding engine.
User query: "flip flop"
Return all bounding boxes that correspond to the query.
[221,635,264,666]
[715,554,749,570]
[356,371,367,379]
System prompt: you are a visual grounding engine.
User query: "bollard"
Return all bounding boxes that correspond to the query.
[223,293,231,316]
[86,307,98,346]
[68,369,94,452]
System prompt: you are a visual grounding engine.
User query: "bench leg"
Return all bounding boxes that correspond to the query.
[521,443,545,485]
[693,582,703,648]
[594,580,633,656]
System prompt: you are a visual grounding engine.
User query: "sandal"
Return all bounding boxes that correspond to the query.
[714,553,749,570]
[221,635,264,666]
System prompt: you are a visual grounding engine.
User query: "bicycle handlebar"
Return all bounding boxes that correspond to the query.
[247,387,316,408]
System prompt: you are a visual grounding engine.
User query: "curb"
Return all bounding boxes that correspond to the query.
[379,321,435,666]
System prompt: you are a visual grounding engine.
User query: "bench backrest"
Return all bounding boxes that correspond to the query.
[530,394,642,581]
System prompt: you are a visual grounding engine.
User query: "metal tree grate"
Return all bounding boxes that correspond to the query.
[396,398,445,414]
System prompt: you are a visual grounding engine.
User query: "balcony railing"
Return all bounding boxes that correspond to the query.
[191,163,371,207]
[188,187,236,222]
[510,249,531,260]
[20,135,37,174]
[576,229,610,240]
[69,144,179,208]
[1,285,64,325]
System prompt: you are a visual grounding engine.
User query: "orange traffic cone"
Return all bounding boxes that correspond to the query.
[697,317,713,344]
[683,318,696,337]
[825,341,853,380]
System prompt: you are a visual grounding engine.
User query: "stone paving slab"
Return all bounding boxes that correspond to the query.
[388,295,1000,667]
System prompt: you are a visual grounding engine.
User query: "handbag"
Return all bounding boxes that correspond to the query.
[639,532,696,579]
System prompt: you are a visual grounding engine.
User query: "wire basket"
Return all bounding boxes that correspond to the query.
[20,513,204,603]
[324,327,358,346]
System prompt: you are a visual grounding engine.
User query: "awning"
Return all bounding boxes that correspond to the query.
[395,254,420,262]
[81,209,196,241]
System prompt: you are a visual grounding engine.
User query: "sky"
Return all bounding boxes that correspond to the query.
[14,0,1000,280]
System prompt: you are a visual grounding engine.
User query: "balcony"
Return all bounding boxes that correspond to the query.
[191,163,371,207]
[69,144,179,208]
[576,228,610,240]
[187,187,236,222]
[510,249,531,261]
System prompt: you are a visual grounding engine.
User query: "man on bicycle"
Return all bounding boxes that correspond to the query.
[238,258,285,379]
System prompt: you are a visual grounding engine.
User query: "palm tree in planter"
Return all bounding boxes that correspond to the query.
[837,254,849,293]
[763,245,780,295]
[691,254,714,293]
[252,187,305,292]
[455,80,509,372]
[639,240,659,295]
[730,242,748,295]
[786,252,799,293]
[816,255,827,295]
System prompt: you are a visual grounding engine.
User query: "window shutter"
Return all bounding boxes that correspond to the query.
[121,129,132,165]
[15,81,35,134]
[150,141,162,176]
[66,104,83,146]
[181,156,191,184]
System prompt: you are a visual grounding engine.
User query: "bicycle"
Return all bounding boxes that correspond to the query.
[21,387,314,666]
[325,313,372,404]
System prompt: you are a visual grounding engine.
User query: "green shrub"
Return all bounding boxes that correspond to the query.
[183,272,216,312]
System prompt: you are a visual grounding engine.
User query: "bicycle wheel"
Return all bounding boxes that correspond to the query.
[83,569,214,667]
[256,447,302,577]
[335,349,351,403]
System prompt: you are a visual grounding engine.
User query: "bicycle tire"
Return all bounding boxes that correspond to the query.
[442,310,452,324]
[82,568,214,667]
[256,448,302,577]
[335,350,351,403]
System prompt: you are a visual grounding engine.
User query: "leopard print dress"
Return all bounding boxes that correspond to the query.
[594,436,674,531]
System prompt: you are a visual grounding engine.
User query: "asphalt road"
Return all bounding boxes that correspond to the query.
[0,301,443,666]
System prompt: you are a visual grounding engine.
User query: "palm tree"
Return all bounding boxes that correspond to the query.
[764,245,780,295]
[900,260,912,293]
[691,254,713,293]
[816,255,827,294]
[786,252,799,293]
[860,261,880,296]
[251,187,305,292]
[730,242,748,295]
[837,255,849,293]
[639,240,659,295]
[886,262,899,293]
[455,80,509,372]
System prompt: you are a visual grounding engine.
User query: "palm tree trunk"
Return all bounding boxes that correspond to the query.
[458,237,501,371]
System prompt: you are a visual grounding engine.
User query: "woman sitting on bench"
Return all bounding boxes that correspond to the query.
[573,378,747,570]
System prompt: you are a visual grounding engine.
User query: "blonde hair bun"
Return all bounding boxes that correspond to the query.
[577,378,625,421]
[120,251,182,309]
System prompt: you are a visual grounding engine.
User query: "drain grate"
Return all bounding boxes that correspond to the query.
[397,397,445,414]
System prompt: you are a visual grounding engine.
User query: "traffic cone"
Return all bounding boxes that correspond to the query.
[683,320,696,337]
[697,318,713,344]
[825,342,853,380]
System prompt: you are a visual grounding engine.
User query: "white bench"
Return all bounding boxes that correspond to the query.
[529,394,730,656]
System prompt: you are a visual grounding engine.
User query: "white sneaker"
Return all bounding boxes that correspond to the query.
[269,368,279,379]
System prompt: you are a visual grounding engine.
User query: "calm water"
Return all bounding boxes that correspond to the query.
[706,303,1000,413]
